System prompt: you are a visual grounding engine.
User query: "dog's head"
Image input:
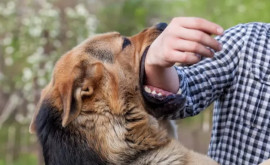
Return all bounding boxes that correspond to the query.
[29,23,185,164]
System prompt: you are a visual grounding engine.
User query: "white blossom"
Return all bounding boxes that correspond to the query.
[15,113,29,124]
[65,7,76,18]
[37,78,47,87]
[1,1,15,16]
[5,46,14,54]
[2,36,12,45]
[0,0,98,126]
[29,26,42,37]
[27,103,35,113]
[22,68,33,82]
[75,4,89,16]
[5,57,13,66]
[23,82,32,92]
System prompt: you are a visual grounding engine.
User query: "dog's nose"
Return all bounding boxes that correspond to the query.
[156,22,167,31]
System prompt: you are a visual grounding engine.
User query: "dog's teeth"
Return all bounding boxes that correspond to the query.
[144,86,151,93]
[157,93,162,96]
[152,90,157,95]
[177,89,182,94]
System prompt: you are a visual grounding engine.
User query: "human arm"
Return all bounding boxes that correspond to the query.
[145,17,224,93]
[145,18,247,118]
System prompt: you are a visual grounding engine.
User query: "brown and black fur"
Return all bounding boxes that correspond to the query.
[30,24,219,165]
[35,101,106,165]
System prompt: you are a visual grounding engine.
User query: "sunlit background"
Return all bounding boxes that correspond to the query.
[0,0,269,164]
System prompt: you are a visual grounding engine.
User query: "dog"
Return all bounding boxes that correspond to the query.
[29,23,219,165]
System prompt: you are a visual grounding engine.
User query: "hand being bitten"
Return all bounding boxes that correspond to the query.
[145,17,224,93]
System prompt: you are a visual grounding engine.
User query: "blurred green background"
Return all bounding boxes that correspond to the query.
[0,0,269,164]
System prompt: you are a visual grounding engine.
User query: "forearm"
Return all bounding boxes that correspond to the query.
[144,17,223,94]
[145,65,179,94]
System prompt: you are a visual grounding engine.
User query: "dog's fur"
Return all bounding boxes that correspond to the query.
[29,24,219,165]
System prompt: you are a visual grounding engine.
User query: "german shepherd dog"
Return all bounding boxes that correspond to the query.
[29,23,219,165]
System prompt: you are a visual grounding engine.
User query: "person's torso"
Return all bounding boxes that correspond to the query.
[209,22,270,165]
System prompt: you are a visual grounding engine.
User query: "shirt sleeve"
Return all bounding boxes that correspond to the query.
[171,24,247,118]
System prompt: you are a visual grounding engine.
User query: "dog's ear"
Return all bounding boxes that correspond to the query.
[60,82,81,127]
[61,62,104,127]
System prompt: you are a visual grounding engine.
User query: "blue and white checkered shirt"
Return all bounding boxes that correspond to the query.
[172,23,270,165]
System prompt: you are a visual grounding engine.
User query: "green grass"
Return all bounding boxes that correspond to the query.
[13,153,38,165]
[0,123,38,165]
[0,153,37,165]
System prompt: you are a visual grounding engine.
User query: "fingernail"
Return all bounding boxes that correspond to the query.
[219,43,223,50]
[211,51,215,57]
[217,27,224,34]
[195,54,202,60]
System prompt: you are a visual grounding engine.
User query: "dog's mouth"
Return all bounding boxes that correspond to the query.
[139,46,186,119]
[143,85,178,97]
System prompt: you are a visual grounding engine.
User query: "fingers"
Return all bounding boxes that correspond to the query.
[171,17,224,35]
[146,17,224,67]
[170,51,201,64]
[175,27,222,52]
[172,39,214,57]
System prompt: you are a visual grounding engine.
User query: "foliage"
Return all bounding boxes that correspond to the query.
[0,0,97,125]
[169,0,270,29]
[96,0,178,35]
[97,0,270,35]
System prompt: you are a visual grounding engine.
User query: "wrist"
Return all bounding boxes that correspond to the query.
[145,64,179,93]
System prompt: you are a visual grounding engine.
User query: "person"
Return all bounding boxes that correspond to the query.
[144,17,270,165]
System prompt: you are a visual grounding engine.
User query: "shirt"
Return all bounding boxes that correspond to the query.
[171,23,270,165]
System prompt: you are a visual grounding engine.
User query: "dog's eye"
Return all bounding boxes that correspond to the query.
[122,37,131,50]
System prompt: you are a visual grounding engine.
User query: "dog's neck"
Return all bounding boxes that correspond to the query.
[78,104,171,164]
[130,139,188,165]
[36,100,214,165]
[36,100,186,165]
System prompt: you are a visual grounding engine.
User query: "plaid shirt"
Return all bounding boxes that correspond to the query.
[172,23,270,165]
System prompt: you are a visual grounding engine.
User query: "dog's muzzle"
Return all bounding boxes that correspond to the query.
[139,46,186,119]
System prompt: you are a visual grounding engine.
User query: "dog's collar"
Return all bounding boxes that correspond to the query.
[139,45,150,92]
[139,46,186,119]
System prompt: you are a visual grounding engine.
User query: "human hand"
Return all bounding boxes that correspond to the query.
[145,17,224,93]
[147,17,223,67]
[259,159,270,165]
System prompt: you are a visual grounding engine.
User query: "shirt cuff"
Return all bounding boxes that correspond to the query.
[174,66,188,96]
